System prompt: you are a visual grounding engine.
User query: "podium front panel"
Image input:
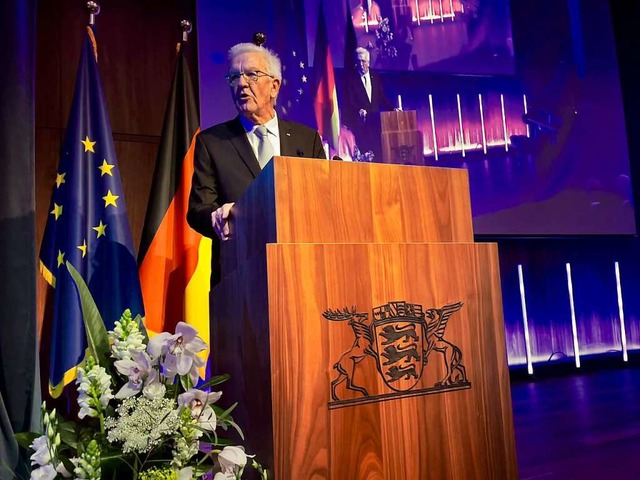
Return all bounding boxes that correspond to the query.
[264,242,517,480]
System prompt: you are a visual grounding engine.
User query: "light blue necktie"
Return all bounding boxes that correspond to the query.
[255,125,273,169]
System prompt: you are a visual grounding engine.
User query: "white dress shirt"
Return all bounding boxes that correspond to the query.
[240,113,281,160]
[360,71,372,102]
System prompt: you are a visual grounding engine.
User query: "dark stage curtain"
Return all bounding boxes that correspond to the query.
[0,0,40,478]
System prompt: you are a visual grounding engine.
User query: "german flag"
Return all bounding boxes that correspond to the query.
[138,42,211,356]
[313,1,341,151]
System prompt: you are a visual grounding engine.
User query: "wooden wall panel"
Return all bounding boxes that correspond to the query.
[114,139,158,251]
[35,0,197,343]
[36,0,197,254]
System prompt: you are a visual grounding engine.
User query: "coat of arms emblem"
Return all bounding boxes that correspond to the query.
[323,300,470,408]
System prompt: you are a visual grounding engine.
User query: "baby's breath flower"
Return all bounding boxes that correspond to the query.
[109,309,146,361]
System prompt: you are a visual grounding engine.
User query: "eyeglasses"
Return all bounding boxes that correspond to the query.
[225,70,274,86]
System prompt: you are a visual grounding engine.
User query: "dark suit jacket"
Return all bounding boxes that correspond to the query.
[342,69,394,130]
[187,115,325,283]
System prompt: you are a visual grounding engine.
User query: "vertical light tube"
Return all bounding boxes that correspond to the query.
[614,262,629,362]
[566,263,581,368]
[523,93,530,138]
[439,0,444,21]
[478,93,487,154]
[429,0,434,23]
[397,94,403,111]
[457,93,465,157]
[450,0,455,20]
[518,265,534,375]
[500,94,509,152]
[428,94,438,160]
[415,0,421,25]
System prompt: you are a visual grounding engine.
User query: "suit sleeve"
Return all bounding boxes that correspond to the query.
[312,130,327,159]
[187,134,218,238]
[376,74,395,112]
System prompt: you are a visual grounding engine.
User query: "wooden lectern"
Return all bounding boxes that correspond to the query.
[211,157,517,480]
[381,110,424,165]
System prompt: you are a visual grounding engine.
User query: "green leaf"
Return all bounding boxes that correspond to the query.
[58,421,78,449]
[198,373,230,390]
[180,374,193,392]
[66,261,110,368]
[14,432,39,450]
[133,313,149,343]
[200,436,235,447]
[193,465,214,476]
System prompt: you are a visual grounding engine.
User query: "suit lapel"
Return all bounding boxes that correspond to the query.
[359,73,372,106]
[228,116,261,178]
[368,72,375,106]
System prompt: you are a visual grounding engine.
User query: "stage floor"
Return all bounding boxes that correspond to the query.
[512,367,640,479]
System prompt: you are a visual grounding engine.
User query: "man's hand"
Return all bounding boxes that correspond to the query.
[211,202,235,241]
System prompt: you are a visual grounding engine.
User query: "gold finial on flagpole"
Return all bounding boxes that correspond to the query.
[86,1,100,26]
[253,32,266,47]
[180,20,192,43]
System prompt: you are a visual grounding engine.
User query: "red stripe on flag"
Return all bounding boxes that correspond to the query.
[139,130,202,334]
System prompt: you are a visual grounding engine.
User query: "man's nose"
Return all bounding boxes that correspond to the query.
[237,73,250,86]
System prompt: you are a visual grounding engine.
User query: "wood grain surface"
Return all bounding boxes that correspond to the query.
[212,242,517,479]
[221,157,473,275]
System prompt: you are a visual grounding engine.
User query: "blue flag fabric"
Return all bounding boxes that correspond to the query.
[39,26,144,396]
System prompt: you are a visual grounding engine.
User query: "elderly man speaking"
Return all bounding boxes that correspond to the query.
[187,42,326,284]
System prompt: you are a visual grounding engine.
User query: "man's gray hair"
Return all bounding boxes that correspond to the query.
[355,47,370,61]
[228,43,282,81]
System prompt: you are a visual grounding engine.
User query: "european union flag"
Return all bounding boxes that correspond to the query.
[39,26,144,397]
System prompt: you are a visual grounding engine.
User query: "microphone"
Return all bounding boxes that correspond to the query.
[332,155,344,161]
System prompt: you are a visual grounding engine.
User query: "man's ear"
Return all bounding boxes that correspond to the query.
[271,78,281,101]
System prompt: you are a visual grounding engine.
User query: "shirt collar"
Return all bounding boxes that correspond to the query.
[240,112,279,135]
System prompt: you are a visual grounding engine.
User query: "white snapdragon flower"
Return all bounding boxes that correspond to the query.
[76,359,113,419]
[148,322,207,383]
[109,309,146,361]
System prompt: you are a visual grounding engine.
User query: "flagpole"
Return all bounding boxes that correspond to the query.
[86,1,100,25]
[181,19,192,43]
[253,32,266,47]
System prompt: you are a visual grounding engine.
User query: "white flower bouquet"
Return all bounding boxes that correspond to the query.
[17,264,266,480]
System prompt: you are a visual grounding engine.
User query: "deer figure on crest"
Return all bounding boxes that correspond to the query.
[322,307,378,401]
